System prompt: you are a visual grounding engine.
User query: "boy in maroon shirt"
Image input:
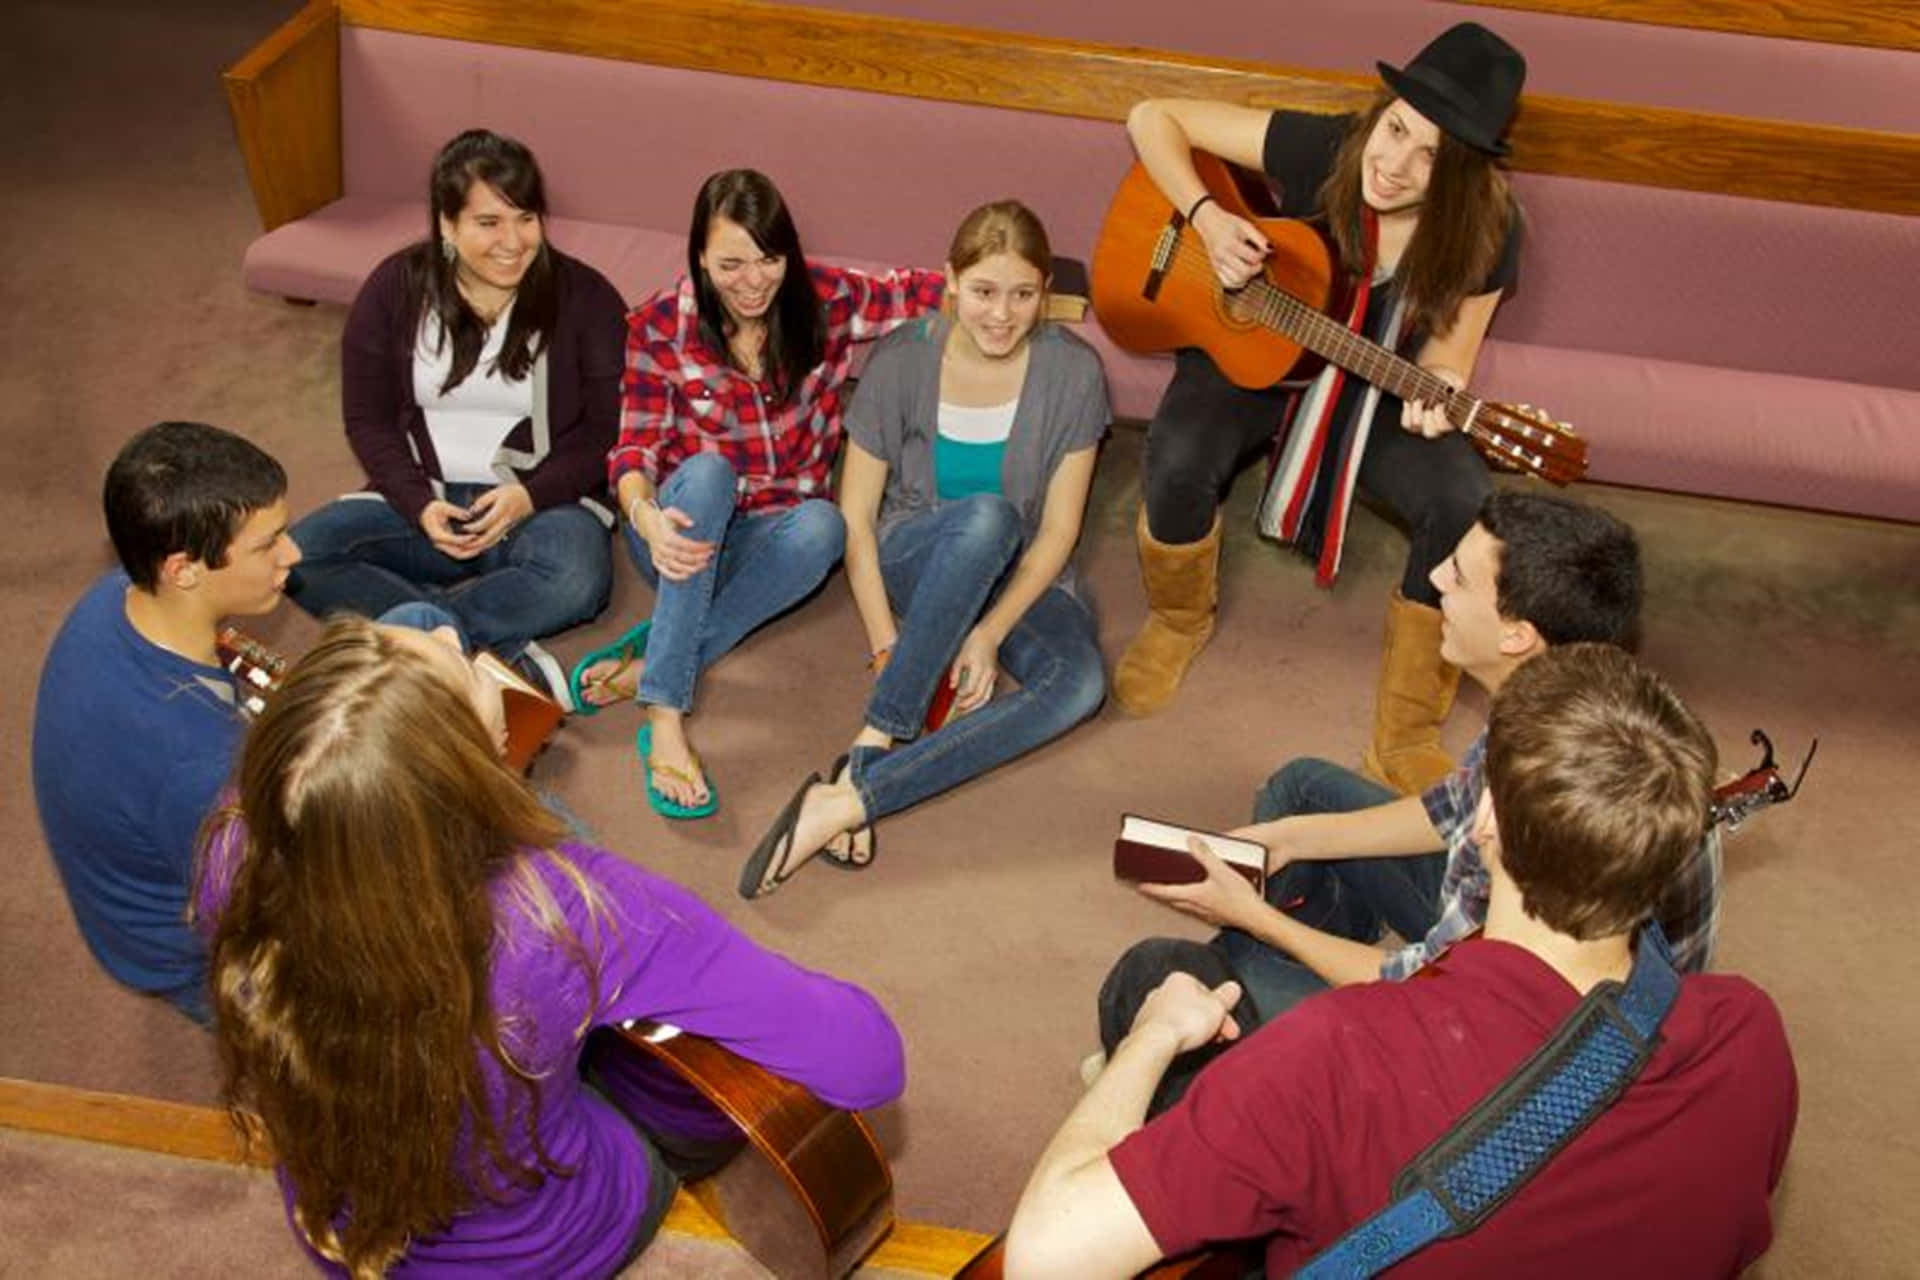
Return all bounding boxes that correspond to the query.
[1006,645,1796,1278]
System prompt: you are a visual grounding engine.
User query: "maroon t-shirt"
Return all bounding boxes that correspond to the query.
[1110,938,1796,1276]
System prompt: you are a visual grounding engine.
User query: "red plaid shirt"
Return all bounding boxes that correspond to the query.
[610,264,944,512]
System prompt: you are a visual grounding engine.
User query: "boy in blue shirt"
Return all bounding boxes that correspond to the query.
[32,421,298,1023]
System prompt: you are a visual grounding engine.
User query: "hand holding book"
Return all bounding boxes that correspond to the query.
[1114,814,1270,932]
[1136,838,1269,931]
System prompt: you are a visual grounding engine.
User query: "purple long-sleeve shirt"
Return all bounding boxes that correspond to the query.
[197,837,904,1276]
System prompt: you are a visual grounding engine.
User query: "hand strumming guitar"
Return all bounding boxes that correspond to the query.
[1191,200,1271,290]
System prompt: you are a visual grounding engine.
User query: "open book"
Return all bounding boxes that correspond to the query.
[1112,814,1267,892]
[218,628,563,775]
[473,651,566,773]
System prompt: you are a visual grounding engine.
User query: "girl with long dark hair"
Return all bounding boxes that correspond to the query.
[1112,24,1527,796]
[571,169,944,820]
[287,130,626,704]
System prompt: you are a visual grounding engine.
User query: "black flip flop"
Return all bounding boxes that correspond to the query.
[738,771,822,900]
[819,753,878,871]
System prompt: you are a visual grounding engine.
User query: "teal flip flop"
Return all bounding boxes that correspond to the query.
[637,721,718,820]
[568,620,651,716]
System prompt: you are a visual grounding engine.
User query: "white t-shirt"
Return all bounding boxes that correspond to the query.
[413,302,534,485]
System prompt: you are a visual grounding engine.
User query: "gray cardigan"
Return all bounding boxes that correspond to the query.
[845,314,1109,591]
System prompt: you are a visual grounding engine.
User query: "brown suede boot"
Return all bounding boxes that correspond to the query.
[1360,590,1462,794]
[1113,509,1222,717]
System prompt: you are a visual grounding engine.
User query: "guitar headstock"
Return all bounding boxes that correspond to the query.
[1469,402,1588,486]
[215,625,286,719]
[1710,729,1818,832]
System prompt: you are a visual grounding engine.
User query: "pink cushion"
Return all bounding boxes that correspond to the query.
[340,28,1135,270]
[1495,174,1918,392]
[1476,342,1920,521]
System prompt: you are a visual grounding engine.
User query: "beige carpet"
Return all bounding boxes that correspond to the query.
[5,1,1919,1274]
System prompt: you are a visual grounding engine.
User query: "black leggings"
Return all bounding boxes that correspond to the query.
[1141,349,1490,606]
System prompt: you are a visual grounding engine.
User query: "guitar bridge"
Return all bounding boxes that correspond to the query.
[1143,213,1183,302]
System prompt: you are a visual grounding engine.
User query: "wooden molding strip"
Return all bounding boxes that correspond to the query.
[325,0,1920,216]
[0,1076,993,1276]
[1459,0,1920,54]
[0,1075,271,1167]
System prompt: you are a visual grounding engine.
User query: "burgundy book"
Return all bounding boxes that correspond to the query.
[1113,814,1266,892]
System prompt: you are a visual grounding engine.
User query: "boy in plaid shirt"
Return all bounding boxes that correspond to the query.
[1097,491,1724,1110]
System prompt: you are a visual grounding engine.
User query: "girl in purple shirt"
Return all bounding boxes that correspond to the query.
[195,616,902,1277]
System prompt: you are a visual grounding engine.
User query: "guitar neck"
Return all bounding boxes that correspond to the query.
[1240,280,1472,426]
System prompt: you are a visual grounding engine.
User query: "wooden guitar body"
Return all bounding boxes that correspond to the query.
[1092,152,1339,390]
[588,1022,894,1280]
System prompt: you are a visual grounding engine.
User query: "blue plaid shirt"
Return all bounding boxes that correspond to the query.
[1380,731,1723,981]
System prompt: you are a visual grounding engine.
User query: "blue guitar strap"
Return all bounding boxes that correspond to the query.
[1295,923,1682,1279]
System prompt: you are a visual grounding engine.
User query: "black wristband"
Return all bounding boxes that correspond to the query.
[1185,193,1217,223]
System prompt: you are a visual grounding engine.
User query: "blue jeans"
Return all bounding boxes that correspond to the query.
[624,453,845,713]
[287,483,612,655]
[1097,757,1444,1114]
[163,980,213,1029]
[1243,758,1446,947]
[849,495,1105,820]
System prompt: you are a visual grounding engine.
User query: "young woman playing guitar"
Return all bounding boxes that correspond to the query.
[1111,23,1527,795]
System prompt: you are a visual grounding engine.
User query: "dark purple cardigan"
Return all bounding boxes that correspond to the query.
[339,246,627,525]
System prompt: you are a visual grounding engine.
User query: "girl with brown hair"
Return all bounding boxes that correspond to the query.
[194,616,902,1277]
[1112,24,1527,795]
[573,168,946,822]
[738,200,1109,899]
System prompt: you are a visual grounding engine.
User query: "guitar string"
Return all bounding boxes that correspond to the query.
[1158,238,1466,416]
[1151,236,1578,477]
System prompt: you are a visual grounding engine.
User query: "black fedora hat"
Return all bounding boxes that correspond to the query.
[1377,23,1526,156]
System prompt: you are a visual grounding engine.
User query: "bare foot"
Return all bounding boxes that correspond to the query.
[825,752,879,866]
[785,780,867,877]
[579,655,644,708]
[645,710,709,807]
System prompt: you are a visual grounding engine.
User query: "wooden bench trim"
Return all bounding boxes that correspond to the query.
[0,1076,994,1275]
[314,0,1920,216]
[1459,0,1920,54]
[223,0,342,232]
[0,1075,271,1167]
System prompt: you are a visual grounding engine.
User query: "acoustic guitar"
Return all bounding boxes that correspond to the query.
[1090,155,1587,485]
[589,1021,895,1280]
[214,627,563,773]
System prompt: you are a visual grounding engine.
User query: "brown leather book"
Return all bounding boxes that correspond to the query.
[473,652,565,773]
[1112,814,1266,892]
[1047,254,1090,322]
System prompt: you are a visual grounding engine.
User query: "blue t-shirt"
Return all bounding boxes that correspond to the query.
[31,571,243,1013]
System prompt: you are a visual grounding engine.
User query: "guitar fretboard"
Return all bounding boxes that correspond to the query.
[1235,279,1468,425]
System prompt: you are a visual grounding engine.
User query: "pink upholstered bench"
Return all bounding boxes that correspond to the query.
[232,12,1920,522]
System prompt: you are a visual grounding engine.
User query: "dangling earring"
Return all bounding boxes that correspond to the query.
[441,239,457,265]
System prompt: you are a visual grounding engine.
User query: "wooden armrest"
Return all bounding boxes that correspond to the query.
[223,0,343,232]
